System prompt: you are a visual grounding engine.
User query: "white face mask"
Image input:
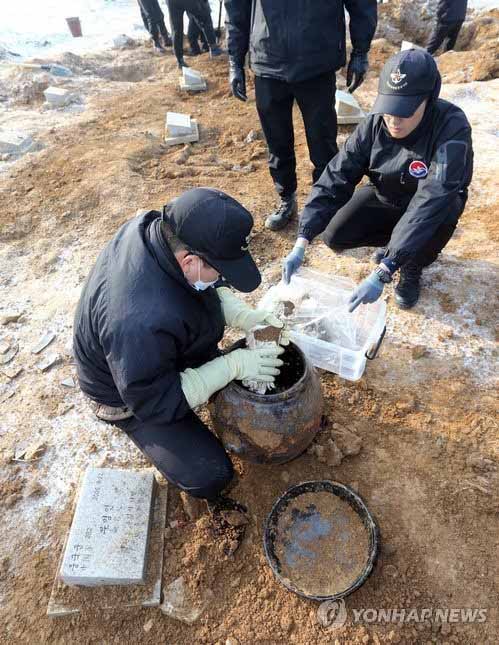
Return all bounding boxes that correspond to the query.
[192,257,218,291]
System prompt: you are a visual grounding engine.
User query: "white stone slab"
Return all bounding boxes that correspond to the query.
[44,86,72,107]
[59,467,155,586]
[401,40,426,51]
[164,119,199,146]
[0,130,34,155]
[181,67,206,90]
[47,482,168,617]
[166,112,192,136]
[336,89,366,125]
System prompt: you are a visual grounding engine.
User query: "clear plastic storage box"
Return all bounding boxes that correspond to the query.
[259,268,386,381]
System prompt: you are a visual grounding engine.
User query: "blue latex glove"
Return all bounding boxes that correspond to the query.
[348,271,384,312]
[282,245,305,284]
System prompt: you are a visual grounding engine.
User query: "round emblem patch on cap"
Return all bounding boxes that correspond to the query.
[409,160,429,179]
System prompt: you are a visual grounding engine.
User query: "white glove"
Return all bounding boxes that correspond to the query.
[217,287,285,334]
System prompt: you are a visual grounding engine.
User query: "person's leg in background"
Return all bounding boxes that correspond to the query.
[182,0,221,56]
[426,20,451,55]
[294,72,339,185]
[443,20,464,52]
[254,75,298,231]
[167,0,187,67]
[187,12,203,55]
[116,411,234,500]
[187,11,210,55]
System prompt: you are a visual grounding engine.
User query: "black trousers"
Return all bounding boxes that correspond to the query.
[138,0,169,42]
[426,20,464,55]
[254,72,338,199]
[321,185,464,267]
[167,0,216,65]
[187,13,210,50]
[114,411,233,500]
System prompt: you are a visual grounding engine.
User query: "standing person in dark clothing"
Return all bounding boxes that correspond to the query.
[224,0,377,231]
[137,0,172,53]
[74,188,287,511]
[187,0,212,55]
[167,0,223,68]
[282,50,473,310]
[426,0,468,55]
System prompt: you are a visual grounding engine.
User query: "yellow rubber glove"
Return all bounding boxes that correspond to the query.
[217,287,286,336]
[180,346,284,409]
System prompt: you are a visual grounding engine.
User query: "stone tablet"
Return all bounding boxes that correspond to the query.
[335,90,366,125]
[60,468,155,586]
[44,86,72,107]
[166,112,192,136]
[0,130,34,155]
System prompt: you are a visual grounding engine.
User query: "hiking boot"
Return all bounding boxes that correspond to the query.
[394,262,423,309]
[177,58,189,69]
[187,45,202,56]
[372,247,387,264]
[209,45,224,58]
[265,196,298,231]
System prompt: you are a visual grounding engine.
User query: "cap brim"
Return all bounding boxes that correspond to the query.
[208,251,261,293]
[371,93,426,118]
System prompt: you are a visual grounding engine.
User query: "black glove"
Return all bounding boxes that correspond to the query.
[229,58,247,102]
[346,50,368,93]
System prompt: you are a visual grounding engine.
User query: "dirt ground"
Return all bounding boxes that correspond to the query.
[0,11,498,645]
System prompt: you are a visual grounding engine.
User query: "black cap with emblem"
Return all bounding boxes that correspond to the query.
[162,187,261,293]
[371,49,441,118]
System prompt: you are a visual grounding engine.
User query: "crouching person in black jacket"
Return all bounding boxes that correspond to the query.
[283,49,473,310]
[74,188,287,515]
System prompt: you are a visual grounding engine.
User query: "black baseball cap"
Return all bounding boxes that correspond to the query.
[372,49,439,118]
[163,188,261,293]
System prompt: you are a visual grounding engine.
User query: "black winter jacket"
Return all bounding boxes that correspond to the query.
[298,99,473,267]
[224,0,377,83]
[437,0,468,23]
[73,212,225,425]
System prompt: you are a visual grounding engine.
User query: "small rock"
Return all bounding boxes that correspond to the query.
[1,312,23,325]
[37,352,61,372]
[31,331,56,354]
[180,491,206,521]
[326,442,344,467]
[160,576,213,624]
[467,454,496,473]
[226,638,239,645]
[411,345,428,360]
[0,338,11,354]
[331,425,362,456]
[0,365,22,380]
[244,129,261,143]
[0,153,11,161]
[221,510,248,527]
[60,377,75,388]
[0,342,18,365]
[280,470,290,483]
[143,619,154,633]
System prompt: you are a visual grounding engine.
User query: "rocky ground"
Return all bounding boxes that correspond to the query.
[0,6,498,645]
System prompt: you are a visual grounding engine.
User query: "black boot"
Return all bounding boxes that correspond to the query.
[187,43,202,56]
[265,195,297,231]
[162,32,172,48]
[372,247,387,264]
[394,262,423,309]
[177,58,189,69]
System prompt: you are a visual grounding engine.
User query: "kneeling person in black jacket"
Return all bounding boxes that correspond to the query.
[282,49,473,310]
[74,189,287,505]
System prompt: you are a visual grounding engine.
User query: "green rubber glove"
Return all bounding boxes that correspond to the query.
[217,287,284,333]
[180,346,284,409]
